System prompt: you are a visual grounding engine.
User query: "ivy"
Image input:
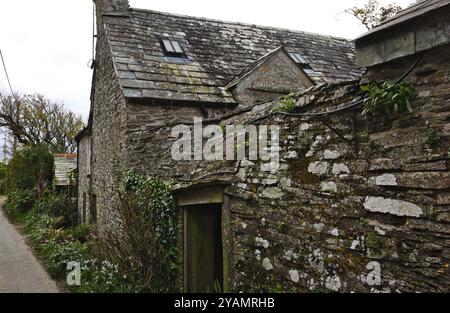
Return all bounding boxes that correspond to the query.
[123,171,179,281]
[361,81,415,116]
[124,171,177,248]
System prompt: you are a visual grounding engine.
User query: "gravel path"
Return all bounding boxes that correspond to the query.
[0,197,59,293]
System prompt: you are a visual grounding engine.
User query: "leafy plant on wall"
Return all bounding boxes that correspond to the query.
[99,171,179,292]
[278,93,297,113]
[361,81,416,116]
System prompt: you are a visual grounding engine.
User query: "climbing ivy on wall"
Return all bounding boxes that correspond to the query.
[123,171,179,275]
[100,172,179,292]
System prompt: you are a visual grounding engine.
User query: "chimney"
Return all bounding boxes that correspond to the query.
[94,0,130,16]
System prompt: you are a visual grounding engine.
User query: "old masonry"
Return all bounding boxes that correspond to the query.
[76,0,450,292]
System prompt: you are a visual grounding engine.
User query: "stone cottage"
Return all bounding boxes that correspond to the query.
[77,0,450,292]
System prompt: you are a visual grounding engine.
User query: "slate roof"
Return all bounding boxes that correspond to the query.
[355,0,450,41]
[101,8,362,104]
[54,154,77,186]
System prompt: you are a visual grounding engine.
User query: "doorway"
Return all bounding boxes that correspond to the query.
[184,204,223,293]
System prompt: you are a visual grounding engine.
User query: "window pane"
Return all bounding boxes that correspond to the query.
[162,39,175,53]
[294,53,307,64]
[171,41,184,54]
[289,53,300,63]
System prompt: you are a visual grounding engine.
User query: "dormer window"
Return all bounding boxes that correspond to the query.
[289,52,314,71]
[161,39,187,58]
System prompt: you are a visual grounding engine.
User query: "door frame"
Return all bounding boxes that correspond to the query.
[175,184,229,293]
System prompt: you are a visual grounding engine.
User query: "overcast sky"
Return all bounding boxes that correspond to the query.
[0,0,413,119]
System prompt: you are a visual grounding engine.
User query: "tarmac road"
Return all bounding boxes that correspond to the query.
[0,197,59,293]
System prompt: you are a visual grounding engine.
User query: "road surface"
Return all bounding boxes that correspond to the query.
[0,197,59,293]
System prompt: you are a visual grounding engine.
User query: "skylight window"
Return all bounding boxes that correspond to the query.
[161,39,186,58]
[289,52,314,71]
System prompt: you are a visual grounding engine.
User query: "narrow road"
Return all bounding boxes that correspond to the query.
[0,197,59,293]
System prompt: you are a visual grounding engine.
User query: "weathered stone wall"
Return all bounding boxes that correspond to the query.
[79,1,236,230]
[356,6,450,67]
[87,12,129,231]
[77,134,91,223]
[234,45,449,293]
[168,44,450,292]
[230,50,314,105]
[94,0,130,15]
[80,3,450,292]
[123,101,232,178]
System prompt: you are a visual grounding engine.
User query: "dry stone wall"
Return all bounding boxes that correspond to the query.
[82,21,450,291]
[161,44,449,292]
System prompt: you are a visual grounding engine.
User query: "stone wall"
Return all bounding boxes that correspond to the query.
[229,49,314,105]
[88,11,129,231]
[355,6,450,67]
[123,101,232,178]
[168,44,449,292]
[77,134,91,223]
[94,0,130,16]
[79,4,450,292]
[120,46,319,180]
[79,1,236,230]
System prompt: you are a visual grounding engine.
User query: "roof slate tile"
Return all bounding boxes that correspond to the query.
[101,8,362,104]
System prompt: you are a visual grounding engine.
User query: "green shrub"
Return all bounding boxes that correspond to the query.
[361,81,415,116]
[37,238,90,279]
[5,190,35,217]
[73,259,139,293]
[7,179,150,292]
[25,211,55,244]
[5,144,53,194]
[99,171,178,292]
[62,224,94,243]
[278,93,297,113]
[0,162,7,195]
[33,191,78,227]
[20,199,140,293]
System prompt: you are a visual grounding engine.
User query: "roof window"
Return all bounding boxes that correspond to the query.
[161,39,186,58]
[289,52,314,71]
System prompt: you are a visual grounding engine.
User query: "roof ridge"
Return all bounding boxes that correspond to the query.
[130,7,353,42]
[375,0,444,28]
[355,0,450,40]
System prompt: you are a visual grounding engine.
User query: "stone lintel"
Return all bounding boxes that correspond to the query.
[176,185,224,206]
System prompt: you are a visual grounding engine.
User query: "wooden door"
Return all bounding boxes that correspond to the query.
[184,204,223,293]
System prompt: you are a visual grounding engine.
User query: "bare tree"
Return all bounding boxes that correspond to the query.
[0,93,85,154]
[347,0,404,30]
